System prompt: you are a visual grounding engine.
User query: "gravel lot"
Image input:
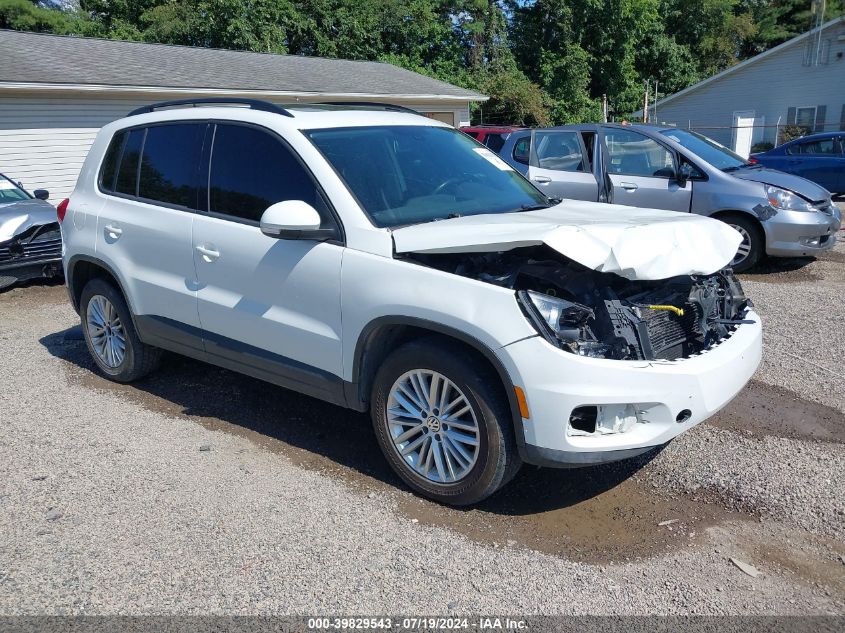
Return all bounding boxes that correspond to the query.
[1,221,843,615]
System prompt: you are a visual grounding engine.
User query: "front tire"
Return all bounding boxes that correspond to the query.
[79,278,161,382]
[722,213,764,272]
[371,338,521,505]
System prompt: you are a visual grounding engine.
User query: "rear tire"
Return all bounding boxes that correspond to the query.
[370,337,521,505]
[79,278,161,382]
[720,213,764,272]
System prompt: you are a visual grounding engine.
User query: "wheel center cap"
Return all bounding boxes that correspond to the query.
[425,416,442,432]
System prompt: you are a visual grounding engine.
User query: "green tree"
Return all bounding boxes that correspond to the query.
[0,0,84,33]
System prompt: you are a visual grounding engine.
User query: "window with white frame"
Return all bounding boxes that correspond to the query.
[795,106,817,129]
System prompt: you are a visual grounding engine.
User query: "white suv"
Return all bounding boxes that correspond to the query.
[60,99,762,505]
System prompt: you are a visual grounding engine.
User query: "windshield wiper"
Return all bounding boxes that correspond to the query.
[429,212,462,223]
[506,204,552,213]
[723,163,760,173]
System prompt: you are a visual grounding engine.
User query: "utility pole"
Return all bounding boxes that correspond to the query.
[652,81,659,123]
[602,94,608,123]
[642,80,650,123]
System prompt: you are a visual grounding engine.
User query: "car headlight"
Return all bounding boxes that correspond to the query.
[764,185,814,212]
[517,289,609,350]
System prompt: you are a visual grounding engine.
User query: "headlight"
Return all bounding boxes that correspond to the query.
[764,185,814,212]
[518,290,594,343]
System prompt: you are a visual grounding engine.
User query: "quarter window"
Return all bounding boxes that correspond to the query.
[604,129,674,178]
[209,124,319,222]
[512,137,530,165]
[115,129,144,196]
[99,131,126,193]
[532,131,585,172]
[483,133,505,152]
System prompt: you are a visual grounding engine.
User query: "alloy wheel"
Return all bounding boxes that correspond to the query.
[730,223,752,267]
[386,369,480,484]
[86,294,126,368]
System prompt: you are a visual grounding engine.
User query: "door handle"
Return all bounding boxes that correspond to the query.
[195,244,220,262]
[104,223,123,238]
[620,182,638,191]
[532,176,552,184]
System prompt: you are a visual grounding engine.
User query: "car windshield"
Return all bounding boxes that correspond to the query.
[305,125,549,227]
[0,175,31,203]
[659,128,748,171]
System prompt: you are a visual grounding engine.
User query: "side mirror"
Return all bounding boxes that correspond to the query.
[33,189,50,200]
[674,162,694,189]
[259,200,335,241]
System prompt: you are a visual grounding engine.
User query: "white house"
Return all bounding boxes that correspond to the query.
[643,17,845,157]
[0,29,487,200]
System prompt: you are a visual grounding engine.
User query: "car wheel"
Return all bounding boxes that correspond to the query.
[80,278,161,382]
[722,214,763,272]
[371,337,521,505]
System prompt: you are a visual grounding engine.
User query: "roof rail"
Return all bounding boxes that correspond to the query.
[127,98,294,118]
[318,101,420,115]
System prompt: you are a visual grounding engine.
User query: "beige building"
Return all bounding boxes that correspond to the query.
[0,29,486,200]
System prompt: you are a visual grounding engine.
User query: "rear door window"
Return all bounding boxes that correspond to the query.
[208,123,319,223]
[114,129,145,196]
[788,138,837,155]
[532,131,586,172]
[138,123,205,209]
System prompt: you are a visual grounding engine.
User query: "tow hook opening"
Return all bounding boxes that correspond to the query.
[569,406,598,434]
[676,409,692,424]
[568,404,653,437]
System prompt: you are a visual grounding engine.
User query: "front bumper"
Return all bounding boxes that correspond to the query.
[0,256,63,288]
[763,207,841,257]
[498,309,763,467]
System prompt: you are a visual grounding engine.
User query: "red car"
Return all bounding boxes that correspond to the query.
[460,126,526,153]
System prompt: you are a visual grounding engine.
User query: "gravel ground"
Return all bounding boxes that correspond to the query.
[739,235,845,414]
[1,224,844,615]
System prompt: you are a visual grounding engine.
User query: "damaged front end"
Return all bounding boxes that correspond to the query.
[408,246,752,362]
[0,222,63,290]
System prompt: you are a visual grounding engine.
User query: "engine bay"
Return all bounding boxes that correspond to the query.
[406,245,752,361]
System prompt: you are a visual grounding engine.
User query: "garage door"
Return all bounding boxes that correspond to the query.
[0,96,147,201]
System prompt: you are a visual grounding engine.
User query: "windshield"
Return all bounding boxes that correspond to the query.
[305,125,549,227]
[0,175,30,203]
[659,128,748,171]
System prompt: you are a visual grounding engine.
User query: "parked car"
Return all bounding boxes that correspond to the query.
[0,173,62,290]
[61,99,761,505]
[498,124,841,271]
[749,132,845,195]
[460,126,525,154]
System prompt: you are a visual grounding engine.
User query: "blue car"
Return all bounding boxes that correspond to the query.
[750,132,845,194]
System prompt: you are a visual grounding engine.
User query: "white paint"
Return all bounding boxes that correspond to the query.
[62,104,763,462]
[0,93,468,201]
[392,201,742,281]
[732,110,755,158]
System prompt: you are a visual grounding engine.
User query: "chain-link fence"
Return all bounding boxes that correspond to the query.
[650,120,845,156]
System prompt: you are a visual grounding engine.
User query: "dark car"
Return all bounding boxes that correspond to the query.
[750,132,845,194]
[460,126,525,154]
[0,173,62,290]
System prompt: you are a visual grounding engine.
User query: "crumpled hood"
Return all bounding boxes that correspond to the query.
[391,200,742,281]
[0,198,57,242]
[732,167,831,201]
